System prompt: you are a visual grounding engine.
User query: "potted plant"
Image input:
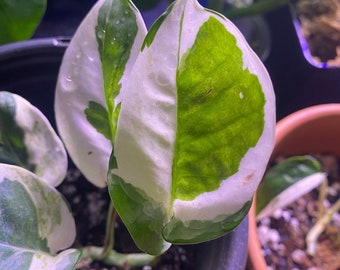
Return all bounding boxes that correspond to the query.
[0,0,276,269]
[248,104,340,270]
[290,0,340,68]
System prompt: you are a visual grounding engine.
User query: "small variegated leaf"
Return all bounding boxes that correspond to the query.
[0,164,80,269]
[256,155,325,220]
[55,0,147,187]
[109,0,275,255]
[0,91,67,187]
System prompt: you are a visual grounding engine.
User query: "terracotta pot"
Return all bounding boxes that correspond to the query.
[247,103,340,270]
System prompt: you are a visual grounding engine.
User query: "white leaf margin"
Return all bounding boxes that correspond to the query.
[28,249,81,270]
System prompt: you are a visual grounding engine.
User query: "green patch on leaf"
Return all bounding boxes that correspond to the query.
[141,2,175,50]
[0,92,34,171]
[85,101,112,140]
[0,178,49,252]
[173,16,265,201]
[163,200,251,244]
[108,156,170,256]
[96,0,139,139]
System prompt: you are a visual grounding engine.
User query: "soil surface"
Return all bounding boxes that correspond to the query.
[257,155,340,270]
[295,0,340,66]
[57,165,198,270]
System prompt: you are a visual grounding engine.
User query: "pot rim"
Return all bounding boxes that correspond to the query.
[0,37,70,56]
[276,103,340,145]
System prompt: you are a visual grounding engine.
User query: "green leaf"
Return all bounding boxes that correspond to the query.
[109,0,275,254]
[0,164,80,270]
[55,0,147,187]
[0,92,67,187]
[0,0,46,45]
[256,155,325,219]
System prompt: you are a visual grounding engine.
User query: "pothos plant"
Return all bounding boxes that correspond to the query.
[0,0,276,269]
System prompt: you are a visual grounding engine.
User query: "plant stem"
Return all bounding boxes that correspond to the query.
[306,198,340,256]
[81,246,157,268]
[100,201,117,259]
[78,202,159,268]
[317,178,328,219]
[223,0,293,19]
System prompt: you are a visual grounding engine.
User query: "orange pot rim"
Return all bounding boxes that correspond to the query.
[275,103,340,146]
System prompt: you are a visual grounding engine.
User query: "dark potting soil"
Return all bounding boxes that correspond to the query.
[257,155,340,270]
[57,166,197,270]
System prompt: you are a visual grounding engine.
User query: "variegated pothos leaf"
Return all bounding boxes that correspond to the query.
[0,91,67,187]
[108,0,275,255]
[0,164,80,270]
[55,0,147,187]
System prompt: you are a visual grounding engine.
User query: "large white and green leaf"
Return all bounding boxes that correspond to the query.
[109,0,275,255]
[0,164,80,270]
[55,0,147,187]
[0,91,67,187]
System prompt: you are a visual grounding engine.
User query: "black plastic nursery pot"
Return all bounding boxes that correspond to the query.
[0,38,249,270]
[0,37,69,127]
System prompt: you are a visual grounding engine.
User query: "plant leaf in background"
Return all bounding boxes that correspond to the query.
[256,155,325,220]
[0,164,80,270]
[133,0,161,10]
[55,0,147,188]
[0,91,67,187]
[0,0,46,45]
[109,0,275,255]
